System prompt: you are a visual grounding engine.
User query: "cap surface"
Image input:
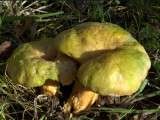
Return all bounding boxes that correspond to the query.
[7,38,78,87]
[54,22,136,63]
[78,42,151,96]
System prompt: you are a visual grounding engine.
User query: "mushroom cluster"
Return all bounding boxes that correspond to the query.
[6,22,151,114]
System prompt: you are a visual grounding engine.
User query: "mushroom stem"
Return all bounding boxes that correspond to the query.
[64,80,98,114]
[40,79,59,96]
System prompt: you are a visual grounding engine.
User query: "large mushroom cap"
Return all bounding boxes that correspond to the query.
[6,38,78,87]
[62,22,151,114]
[54,22,136,63]
[78,42,151,96]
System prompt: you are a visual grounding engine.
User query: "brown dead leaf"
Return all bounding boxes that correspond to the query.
[0,41,11,54]
[138,112,153,120]
[0,41,17,59]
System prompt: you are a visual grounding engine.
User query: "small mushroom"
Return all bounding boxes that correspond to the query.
[65,41,151,113]
[6,38,78,96]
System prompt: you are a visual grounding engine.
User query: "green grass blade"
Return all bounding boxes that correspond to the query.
[0,100,7,120]
[130,90,160,104]
[39,116,44,120]
[98,5,105,23]
[2,11,64,21]
[91,107,160,114]
[152,6,160,9]
[123,79,148,103]
[138,79,148,92]
[120,106,134,119]
[32,11,64,19]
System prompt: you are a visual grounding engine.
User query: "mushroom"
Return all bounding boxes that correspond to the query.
[65,41,151,113]
[6,38,78,96]
[53,22,151,113]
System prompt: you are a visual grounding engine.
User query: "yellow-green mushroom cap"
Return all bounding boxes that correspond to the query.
[6,38,78,87]
[54,22,136,63]
[78,42,151,96]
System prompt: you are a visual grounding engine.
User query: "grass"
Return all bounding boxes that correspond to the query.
[0,1,160,120]
[2,12,64,21]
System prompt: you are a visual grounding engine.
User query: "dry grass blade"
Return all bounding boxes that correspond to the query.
[34,98,38,120]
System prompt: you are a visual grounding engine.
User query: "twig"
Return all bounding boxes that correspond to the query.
[19,1,38,15]
[153,55,160,62]
[0,88,8,95]
[148,82,160,90]
[13,1,19,8]
[36,18,57,22]
[20,1,27,9]
[36,3,54,10]
[153,49,160,62]
[24,1,38,9]
[33,9,48,14]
